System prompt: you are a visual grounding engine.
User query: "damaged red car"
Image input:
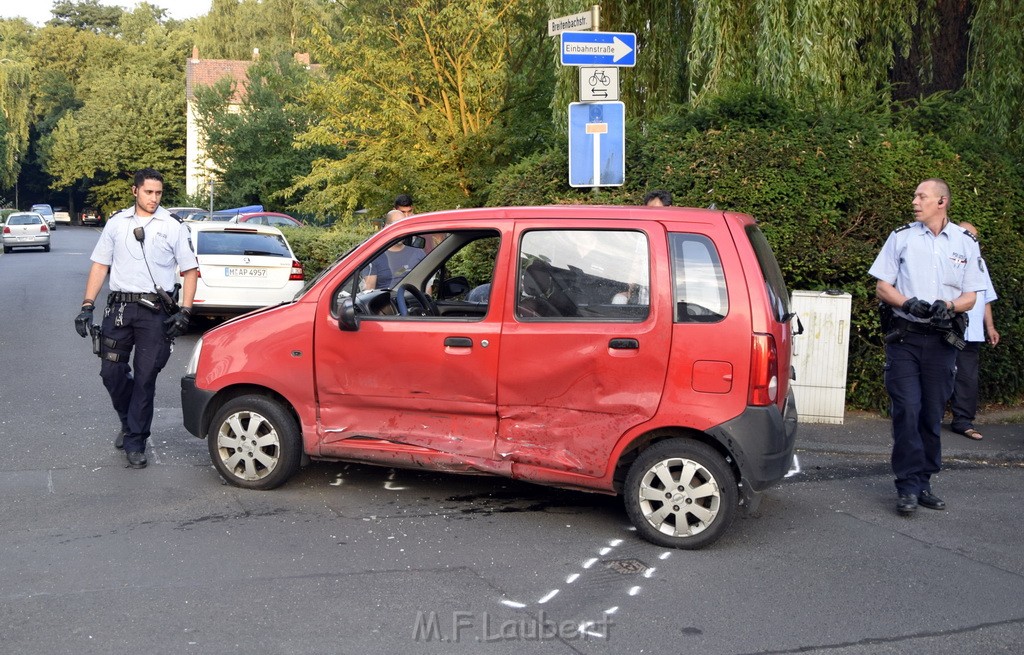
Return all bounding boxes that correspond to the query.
[181,205,798,548]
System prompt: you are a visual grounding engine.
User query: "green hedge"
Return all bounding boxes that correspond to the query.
[486,89,1024,409]
[280,224,375,280]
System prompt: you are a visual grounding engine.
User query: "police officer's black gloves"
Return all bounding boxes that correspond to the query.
[929,300,954,324]
[901,297,932,318]
[163,307,192,338]
[75,303,94,338]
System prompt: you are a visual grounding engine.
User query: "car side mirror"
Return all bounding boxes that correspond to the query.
[337,297,360,332]
[440,276,470,299]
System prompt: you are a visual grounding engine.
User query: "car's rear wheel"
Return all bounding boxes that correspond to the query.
[624,439,737,549]
[43,244,50,252]
[208,395,302,490]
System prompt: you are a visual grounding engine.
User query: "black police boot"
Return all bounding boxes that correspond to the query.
[896,493,917,516]
[115,429,126,450]
[918,490,946,510]
[125,451,148,469]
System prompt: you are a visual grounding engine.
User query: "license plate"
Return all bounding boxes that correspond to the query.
[224,267,267,278]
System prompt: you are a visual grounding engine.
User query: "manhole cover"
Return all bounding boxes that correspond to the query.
[603,558,648,575]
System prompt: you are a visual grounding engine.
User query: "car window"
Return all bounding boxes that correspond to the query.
[745,225,792,322]
[670,233,728,323]
[9,214,42,225]
[196,231,292,257]
[334,230,498,319]
[517,229,649,321]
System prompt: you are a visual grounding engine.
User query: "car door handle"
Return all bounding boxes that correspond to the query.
[609,338,639,350]
[444,337,473,348]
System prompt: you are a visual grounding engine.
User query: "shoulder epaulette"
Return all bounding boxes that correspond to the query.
[961,228,978,242]
[894,223,914,234]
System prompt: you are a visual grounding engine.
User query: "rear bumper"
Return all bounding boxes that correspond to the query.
[181,375,215,439]
[3,236,50,247]
[706,388,798,492]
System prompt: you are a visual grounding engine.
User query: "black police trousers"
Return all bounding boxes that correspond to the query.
[99,301,172,454]
[884,331,957,496]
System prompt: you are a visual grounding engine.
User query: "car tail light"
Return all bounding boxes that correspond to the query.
[289,259,304,280]
[748,333,778,406]
[2,226,9,234]
[41,224,49,233]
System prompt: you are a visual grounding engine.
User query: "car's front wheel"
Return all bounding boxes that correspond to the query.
[624,439,737,549]
[208,395,302,490]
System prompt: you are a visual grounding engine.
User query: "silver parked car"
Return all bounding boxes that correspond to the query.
[3,212,51,253]
[30,204,56,230]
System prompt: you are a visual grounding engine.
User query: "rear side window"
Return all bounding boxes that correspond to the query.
[195,231,292,257]
[517,229,649,320]
[745,225,792,322]
[670,233,728,323]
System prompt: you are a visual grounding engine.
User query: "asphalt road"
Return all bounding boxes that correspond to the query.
[1,226,1022,654]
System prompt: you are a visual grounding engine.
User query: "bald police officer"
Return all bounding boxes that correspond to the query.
[75,169,199,469]
[869,178,985,515]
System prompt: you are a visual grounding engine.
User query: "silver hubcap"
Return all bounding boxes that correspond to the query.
[637,457,721,537]
[216,410,281,481]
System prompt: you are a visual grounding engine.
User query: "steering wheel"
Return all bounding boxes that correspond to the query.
[395,283,438,316]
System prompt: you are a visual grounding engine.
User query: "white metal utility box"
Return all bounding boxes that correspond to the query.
[791,290,852,424]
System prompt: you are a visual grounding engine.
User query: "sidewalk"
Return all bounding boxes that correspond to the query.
[797,409,1024,463]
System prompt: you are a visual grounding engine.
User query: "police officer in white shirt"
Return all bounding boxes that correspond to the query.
[869,178,985,516]
[949,222,999,440]
[75,169,199,469]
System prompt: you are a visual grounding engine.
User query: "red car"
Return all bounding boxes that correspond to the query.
[232,211,303,228]
[181,205,798,548]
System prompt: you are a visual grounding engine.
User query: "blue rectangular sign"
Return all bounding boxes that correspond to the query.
[560,31,636,67]
[568,102,625,188]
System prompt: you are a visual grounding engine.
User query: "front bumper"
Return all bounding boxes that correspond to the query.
[181,375,215,439]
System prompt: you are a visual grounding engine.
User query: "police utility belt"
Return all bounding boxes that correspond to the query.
[888,316,967,350]
[108,291,161,304]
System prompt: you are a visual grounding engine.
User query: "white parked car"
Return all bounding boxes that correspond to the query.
[3,212,51,253]
[182,222,305,318]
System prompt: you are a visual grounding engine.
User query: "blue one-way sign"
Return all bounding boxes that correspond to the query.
[560,31,636,67]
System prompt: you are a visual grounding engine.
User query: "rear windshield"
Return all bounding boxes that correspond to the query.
[745,225,792,321]
[9,214,42,225]
[195,231,292,257]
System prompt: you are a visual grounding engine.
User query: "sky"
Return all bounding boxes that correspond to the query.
[0,0,212,26]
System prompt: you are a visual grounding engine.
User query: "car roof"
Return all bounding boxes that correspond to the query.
[378,204,751,228]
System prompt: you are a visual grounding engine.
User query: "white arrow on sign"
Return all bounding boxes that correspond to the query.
[610,36,633,63]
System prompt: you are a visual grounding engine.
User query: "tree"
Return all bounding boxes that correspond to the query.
[192,0,328,60]
[192,53,335,211]
[0,19,34,189]
[38,11,190,213]
[47,0,124,33]
[292,0,552,222]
